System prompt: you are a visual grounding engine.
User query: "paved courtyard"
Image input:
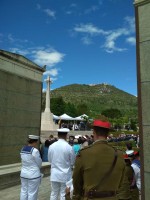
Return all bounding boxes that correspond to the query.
[0,176,51,200]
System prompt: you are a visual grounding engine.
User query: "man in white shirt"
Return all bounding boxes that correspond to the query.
[48,128,75,200]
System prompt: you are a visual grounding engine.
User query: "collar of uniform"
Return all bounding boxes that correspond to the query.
[58,138,67,142]
[93,139,108,144]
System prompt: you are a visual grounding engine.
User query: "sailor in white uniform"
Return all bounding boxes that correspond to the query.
[48,128,75,200]
[131,151,141,192]
[20,135,42,200]
[126,150,141,198]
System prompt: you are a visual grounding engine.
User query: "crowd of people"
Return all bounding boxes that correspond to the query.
[59,122,86,131]
[19,118,141,200]
[107,133,140,148]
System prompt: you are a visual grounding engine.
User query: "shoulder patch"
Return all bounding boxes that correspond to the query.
[79,145,92,154]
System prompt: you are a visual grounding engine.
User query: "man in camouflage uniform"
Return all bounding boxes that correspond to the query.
[72,119,126,200]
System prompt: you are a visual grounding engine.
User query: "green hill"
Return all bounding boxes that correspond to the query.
[48,83,137,118]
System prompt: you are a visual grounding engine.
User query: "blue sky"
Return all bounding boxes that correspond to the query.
[0,0,137,96]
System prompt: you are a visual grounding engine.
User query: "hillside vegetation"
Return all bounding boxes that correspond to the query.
[47,83,137,119]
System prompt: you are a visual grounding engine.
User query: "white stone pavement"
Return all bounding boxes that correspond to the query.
[0,176,51,200]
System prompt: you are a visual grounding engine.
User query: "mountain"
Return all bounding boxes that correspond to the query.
[49,83,137,118]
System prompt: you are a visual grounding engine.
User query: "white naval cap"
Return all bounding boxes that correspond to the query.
[28,135,39,140]
[126,150,134,156]
[57,128,70,133]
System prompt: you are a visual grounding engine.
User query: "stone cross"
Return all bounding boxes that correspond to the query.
[45,75,52,112]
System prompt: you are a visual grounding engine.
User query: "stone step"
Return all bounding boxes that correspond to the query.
[0,162,50,190]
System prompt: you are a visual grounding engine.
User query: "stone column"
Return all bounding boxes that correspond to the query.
[0,49,45,165]
[41,75,58,131]
[134,0,150,199]
[45,76,52,112]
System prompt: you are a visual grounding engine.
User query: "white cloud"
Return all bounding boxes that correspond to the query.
[104,28,128,53]
[8,46,65,81]
[64,3,77,15]
[8,46,65,68]
[43,68,58,77]
[73,16,135,53]
[10,47,30,56]
[124,16,135,33]
[81,36,93,45]
[84,5,99,14]
[42,88,46,92]
[105,45,126,54]
[44,75,57,83]
[6,34,29,45]
[74,23,109,36]
[66,11,72,15]
[36,4,56,19]
[43,9,56,18]
[33,49,65,67]
[51,77,57,82]
[70,3,77,7]
[126,37,136,45]
[8,34,15,42]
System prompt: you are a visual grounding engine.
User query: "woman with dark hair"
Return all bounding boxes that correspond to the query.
[41,140,50,162]
[20,135,42,200]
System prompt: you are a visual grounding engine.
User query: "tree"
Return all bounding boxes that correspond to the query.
[101,108,122,119]
[130,118,137,131]
[76,103,89,116]
[65,102,77,117]
[51,96,66,116]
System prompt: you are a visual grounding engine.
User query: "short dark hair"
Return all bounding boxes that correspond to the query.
[28,139,38,144]
[58,132,67,137]
[126,142,132,150]
[93,126,109,137]
[45,140,50,147]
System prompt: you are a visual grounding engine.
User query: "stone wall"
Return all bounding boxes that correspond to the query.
[134,0,150,199]
[0,50,44,165]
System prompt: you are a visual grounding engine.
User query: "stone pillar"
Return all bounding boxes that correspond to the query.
[45,76,52,112]
[41,76,58,131]
[134,0,150,199]
[0,49,45,165]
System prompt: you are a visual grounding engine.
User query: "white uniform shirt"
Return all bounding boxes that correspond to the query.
[131,162,141,191]
[20,146,42,179]
[48,139,75,183]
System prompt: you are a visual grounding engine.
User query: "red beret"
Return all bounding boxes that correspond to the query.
[93,120,111,129]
